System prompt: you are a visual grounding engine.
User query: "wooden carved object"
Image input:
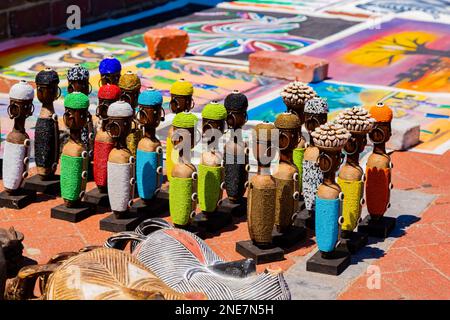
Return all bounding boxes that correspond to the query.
[99,56,122,86]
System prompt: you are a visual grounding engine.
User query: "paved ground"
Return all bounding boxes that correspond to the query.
[1,149,448,299]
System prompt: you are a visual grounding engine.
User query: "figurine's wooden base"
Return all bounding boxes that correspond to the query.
[294,209,315,230]
[235,240,284,265]
[219,197,247,217]
[272,225,306,248]
[84,188,110,208]
[129,195,169,217]
[306,247,351,276]
[358,216,396,239]
[100,211,144,232]
[0,190,36,209]
[192,210,232,233]
[23,174,60,197]
[51,203,93,223]
[339,230,368,254]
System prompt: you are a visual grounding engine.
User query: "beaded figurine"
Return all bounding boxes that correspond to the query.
[311,122,351,257]
[34,68,61,179]
[335,107,375,239]
[166,79,194,181]
[169,112,199,229]
[105,101,136,218]
[99,56,122,86]
[2,81,34,195]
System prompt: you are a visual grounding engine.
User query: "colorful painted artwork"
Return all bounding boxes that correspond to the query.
[106,8,358,62]
[325,0,450,22]
[305,18,450,93]
[247,81,450,154]
[0,38,146,82]
[218,0,347,14]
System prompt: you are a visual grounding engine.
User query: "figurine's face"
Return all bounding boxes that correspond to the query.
[170,95,193,114]
[63,108,88,130]
[226,110,247,129]
[68,80,91,95]
[202,119,225,135]
[137,105,163,128]
[286,105,305,123]
[36,84,60,103]
[253,138,275,167]
[172,127,196,150]
[369,122,391,144]
[318,151,341,174]
[344,134,367,155]
[8,99,34,120]
[100,73,120,86]
[96,98,115,121]
[279,128,299,151]
[304,112,327,133]
[120,89,139,108]
[105,116,133,139]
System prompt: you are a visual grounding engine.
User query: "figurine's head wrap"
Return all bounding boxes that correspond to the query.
[64,92,90,110]
[107,101,134,117]
[118,71,141,91]
[170,79,194,96]
[138,88,163,107]
[255,122,276,141]
[9,80,35,101]
[311,122,351,149]
[172,111,198,128]
[99,56,122,75]
[35,68,60,86]
[274,112,301,130]
[305,97,328,114]
[98,84,121,101]
[335,106,375,134]
[67,64,90,82]
[201,101,227,120]
[224,90,248,112]
[281,81,316,108]
[369,102,393,123]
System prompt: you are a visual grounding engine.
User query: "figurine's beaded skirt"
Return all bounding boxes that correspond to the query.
[293,147,305,192]
[365,167,391,219]
[136,150,162,200]
[34,117,58,172]
[126,129,142,157]
[224,163,247,200]
[107,162,132,212]
[93,140,114,189]
[338,178,363,231]
[60,154,83,201]
[2,141,27,191]
[274,177,295,231]
[169,177,193,226]
[302,160,323,211]
[315,196,341,253]
[198,164,222,213]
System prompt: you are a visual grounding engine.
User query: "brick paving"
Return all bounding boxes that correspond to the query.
[0,150,448,299]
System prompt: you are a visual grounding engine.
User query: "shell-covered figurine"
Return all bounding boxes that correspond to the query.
[273,112,301,233]
[302,97,328,217]
[281,82,317,196]
[247,123,277,247]
[169,112,199,228]
[2,81,34,194]
[135,88,165,202]
[223,90,249,203]
[365,102,394,220]
[5,247,205,300]
[166,79,195,181]
[105,218,291,300]
[118,71,142,156]
[105,101,136,217]
[198,101,227,214]
[335,107,375,237]
[60,92,91,207]
[34,68,61,178]
[311,122,351,257]
[93,84,122,193]
[99,55,122,86]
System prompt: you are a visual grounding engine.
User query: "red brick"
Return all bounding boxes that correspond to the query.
[0,0,27,11]
[339,279,405,300]
[0,12,8,39]
[9,3,51,37]
[143,28,189,60]
[90,0,124,17]
[51,0,90,30]
[373,248,430,273]
[410,243,450,277]
[249,51,329,82]
[392,224,448,248]
[421,203,450,223]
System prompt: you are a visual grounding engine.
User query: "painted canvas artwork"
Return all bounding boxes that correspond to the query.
[218,0,346,14]
[247,81,450,154]
[106,8,358,62]
[305,18,450,93]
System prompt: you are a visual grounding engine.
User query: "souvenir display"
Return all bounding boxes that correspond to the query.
[99,56,122,86]
[358,102,396,238]
[105,218,291,300]
[0,227,25,280]
[0,80,36,209]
